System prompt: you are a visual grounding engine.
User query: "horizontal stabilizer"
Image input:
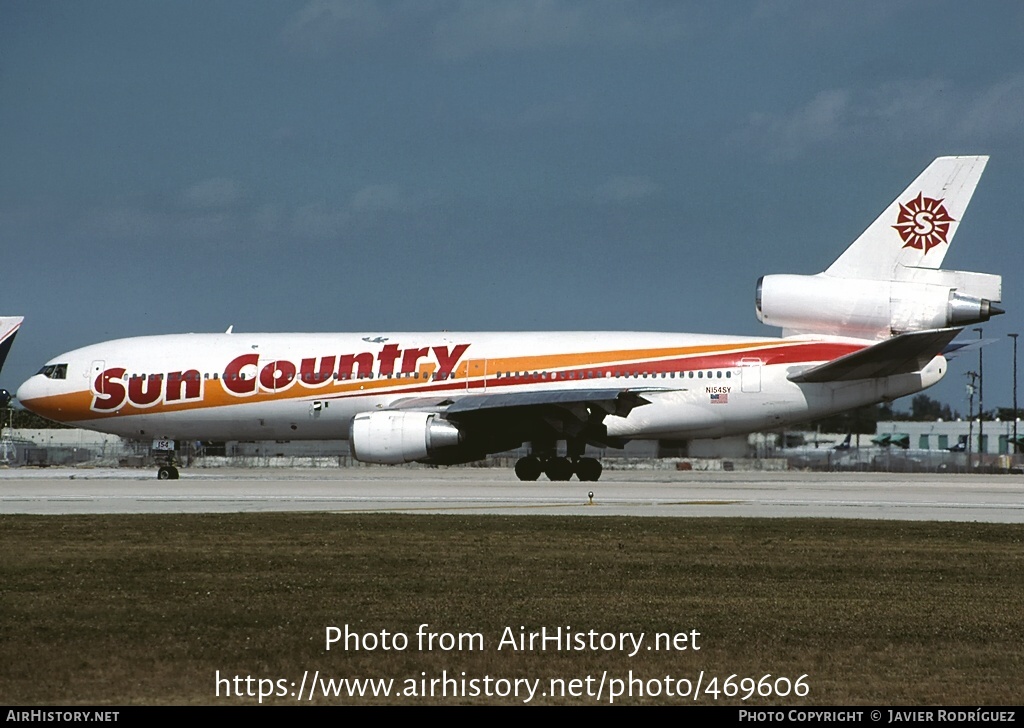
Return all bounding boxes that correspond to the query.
[788,328,962,383]
[941,336,1001,359]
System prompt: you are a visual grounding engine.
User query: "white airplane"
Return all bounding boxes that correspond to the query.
[16,156,1002,480]
[0,316,25,406]
[0,317,23,368]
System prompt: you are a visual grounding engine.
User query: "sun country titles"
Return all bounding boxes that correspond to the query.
[90,342,471,412]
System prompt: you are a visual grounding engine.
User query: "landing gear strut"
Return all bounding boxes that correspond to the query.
[152,438,181,479]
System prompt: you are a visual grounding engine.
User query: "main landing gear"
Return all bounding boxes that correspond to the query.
[514,454,603,482]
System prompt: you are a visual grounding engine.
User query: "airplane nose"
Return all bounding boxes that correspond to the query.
[16,376,43,411]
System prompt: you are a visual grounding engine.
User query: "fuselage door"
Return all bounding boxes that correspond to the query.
[466,359,487,392]
[740,358,762,393]
[90,360,106,393]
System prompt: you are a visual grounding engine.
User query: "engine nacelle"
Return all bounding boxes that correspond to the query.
[756,271,1001,339]
[350,410,464,464]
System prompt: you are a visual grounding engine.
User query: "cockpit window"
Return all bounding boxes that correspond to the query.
[36,364,68,380]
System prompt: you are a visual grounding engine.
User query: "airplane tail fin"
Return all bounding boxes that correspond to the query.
[757,156,1001,339]
[825,155,988,280]
[0,317,23,376]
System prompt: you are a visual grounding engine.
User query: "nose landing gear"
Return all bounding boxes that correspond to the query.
[152,440,180,479]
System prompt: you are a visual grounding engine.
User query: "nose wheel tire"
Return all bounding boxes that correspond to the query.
[157,465,179,480]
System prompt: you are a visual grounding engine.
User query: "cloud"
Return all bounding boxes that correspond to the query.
[290,184,425,238]
[747,0,902,34]
[78,180,429,246]
[595,176,659,203]
[739,76,1024,160]
[349,184,412,213]
[283,0,691,59]
[282,0,396,55]
[291,201,349,239]
[957,73,1024,138]
[744,89,851,160]
[182,178,243,209]
[81,205,172,241]
[432,0,679,59]
[863,79,950,129]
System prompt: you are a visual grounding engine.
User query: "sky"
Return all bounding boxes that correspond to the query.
[2,1,1023,417]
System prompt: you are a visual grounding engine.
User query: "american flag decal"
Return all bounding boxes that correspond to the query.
[710,392,729,404]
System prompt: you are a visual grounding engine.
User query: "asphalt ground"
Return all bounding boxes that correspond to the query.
[2,466,1022,521]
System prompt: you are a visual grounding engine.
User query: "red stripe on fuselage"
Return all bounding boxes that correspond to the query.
[319,340,867,401]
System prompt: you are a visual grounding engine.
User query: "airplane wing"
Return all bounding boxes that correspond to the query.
[388,388,661,417]
[787,328,962,384]
[386,387,665,449]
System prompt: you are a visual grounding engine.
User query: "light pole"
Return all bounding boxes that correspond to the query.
[974,327,984,468]
[966,371,977,470]
[1010,333,1019,455]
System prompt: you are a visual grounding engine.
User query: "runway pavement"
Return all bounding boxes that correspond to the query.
[1,466,1022,521]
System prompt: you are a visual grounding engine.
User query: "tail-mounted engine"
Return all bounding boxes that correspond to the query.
[756,268,1002,339]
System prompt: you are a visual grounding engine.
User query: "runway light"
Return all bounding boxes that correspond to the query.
[588,491,594,505]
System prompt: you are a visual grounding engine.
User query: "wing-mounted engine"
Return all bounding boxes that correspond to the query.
[350,410,466,465]
[756,268,1002,339]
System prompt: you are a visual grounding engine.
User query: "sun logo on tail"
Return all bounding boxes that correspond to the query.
[892,193,955,253]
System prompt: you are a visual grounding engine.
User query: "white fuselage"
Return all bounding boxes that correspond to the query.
[16,330,946,446]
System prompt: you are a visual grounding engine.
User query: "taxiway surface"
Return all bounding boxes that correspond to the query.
[1,467,1022,521]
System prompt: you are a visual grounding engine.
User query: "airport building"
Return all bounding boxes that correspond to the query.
[2,420,1020,473]
[874,419,1024,455]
